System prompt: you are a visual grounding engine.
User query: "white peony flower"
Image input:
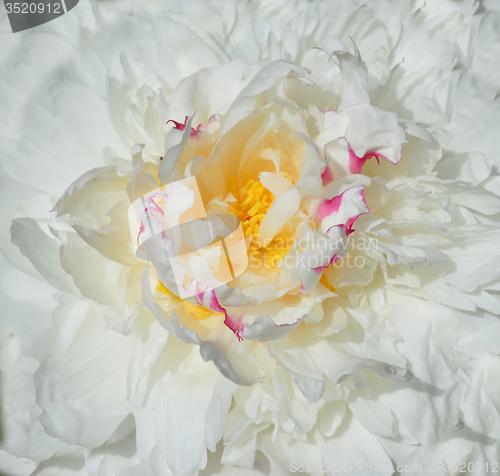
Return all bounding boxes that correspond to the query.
[1,1,500,476]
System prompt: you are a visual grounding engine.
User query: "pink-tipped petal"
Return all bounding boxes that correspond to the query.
[321,166,334,186]
[194,286,244,337]
[317,185,370,235]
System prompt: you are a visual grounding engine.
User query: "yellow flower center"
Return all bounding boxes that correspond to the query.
[228,173,292,268]
[227,173,273,242]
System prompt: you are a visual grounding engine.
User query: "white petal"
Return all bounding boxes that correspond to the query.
[219,60,311,138]
[258,186,301,244]
[35,297,134,448]
[321,36,370,108]
[159,114,195,184]
[345,104,406,165]
[259,172,293,197]
[10,218,78,295]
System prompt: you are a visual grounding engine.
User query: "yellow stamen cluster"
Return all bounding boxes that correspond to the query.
[228,173,274,242]
[228,173,291,268]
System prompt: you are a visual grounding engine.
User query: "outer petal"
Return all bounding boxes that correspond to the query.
[218,60,311,138]
[131,338,238,476]
[320,36,370,108]
[266,311,409,403]
[34,296,134,449]
[345,104,406,165]
[372,300,473,463]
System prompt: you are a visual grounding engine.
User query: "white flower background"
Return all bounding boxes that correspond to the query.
[1,0,500,475]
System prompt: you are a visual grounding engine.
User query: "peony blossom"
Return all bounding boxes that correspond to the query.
[1,1,500,476]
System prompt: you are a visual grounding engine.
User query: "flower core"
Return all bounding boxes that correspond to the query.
[228,173,292,268]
